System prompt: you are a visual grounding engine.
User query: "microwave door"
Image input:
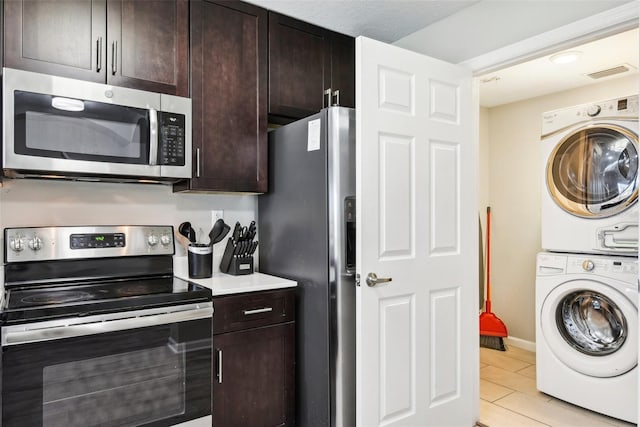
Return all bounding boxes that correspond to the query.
[8,91,161,178]
[3,68,163,179]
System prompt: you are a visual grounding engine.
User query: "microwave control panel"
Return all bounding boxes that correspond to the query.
[158,112,186,166]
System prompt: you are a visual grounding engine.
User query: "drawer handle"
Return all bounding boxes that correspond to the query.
[216,349,223,384]
[243,307,273,315]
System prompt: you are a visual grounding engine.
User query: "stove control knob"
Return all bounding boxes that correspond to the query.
[582,260,595,271]
[587,105,601,117]
[147,234,159,247]
[160,233,172,247]
[9,236,25,252]
[28,235,43,251]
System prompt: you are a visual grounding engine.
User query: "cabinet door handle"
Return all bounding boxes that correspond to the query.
[243,307,273,315]
[96,37,103,72]
[323,88,332,108]
[111,41,118,75]
[216,349,223,384]
[332,89,340,106]
[195,148,201,178]
[148,109,158,166]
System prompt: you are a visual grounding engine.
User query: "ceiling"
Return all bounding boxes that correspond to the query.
[245,0,480,43]
[246,0,638,108]
[479,28,639,107]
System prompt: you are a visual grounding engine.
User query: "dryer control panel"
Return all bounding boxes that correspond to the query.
[537,252,638,282]
[541,95,639,136]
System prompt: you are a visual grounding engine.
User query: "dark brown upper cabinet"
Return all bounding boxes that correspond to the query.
[268,11,355,121]
[174,0,268,193]
[4,0,188,97]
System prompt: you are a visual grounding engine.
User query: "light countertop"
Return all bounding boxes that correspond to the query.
[173,256,297,296]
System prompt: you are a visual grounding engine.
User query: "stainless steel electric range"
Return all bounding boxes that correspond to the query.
[1,225,213,427]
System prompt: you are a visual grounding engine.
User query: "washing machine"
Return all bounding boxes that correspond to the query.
[541,95,639,255]
[536,252,637,423]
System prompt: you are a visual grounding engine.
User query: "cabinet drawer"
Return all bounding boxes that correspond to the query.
[213,288,295,334]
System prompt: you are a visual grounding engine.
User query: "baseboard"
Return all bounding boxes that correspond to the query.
[504,336,535,353]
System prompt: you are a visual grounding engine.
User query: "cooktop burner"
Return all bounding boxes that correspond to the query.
[20,290,94,305]
[2,276,212,325]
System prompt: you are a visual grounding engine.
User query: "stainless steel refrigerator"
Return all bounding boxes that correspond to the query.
[259,107,355,427]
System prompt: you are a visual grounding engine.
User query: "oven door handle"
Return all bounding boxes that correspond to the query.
[1,304,213,346]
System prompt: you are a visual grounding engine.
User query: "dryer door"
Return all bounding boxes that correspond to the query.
[547,124,638,218]
[541,278,637,377]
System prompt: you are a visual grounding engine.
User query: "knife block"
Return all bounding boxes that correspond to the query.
[220,238,254,275]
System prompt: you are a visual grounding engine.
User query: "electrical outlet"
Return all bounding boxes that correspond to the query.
[211,210,224,226]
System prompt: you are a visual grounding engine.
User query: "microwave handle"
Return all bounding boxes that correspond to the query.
[149,109,158,165]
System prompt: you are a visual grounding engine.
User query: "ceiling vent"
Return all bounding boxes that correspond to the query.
[586,64,634,80]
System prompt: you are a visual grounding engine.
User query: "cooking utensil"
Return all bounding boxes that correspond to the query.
[209,219,224,246]
[247,221,256,240]
[232,222,241,242]
[179,222,196,244]
[213,223,230,245]
[208,219,231,246]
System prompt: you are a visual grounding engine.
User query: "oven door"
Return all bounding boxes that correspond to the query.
[1,304,212,427]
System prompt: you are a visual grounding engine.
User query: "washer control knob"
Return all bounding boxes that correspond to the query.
[147,234,159,247]
[9,236,25,252]
[28,235,43,251]
[586,105,601,117]
[160,233,172,247]
[582,260,595,271]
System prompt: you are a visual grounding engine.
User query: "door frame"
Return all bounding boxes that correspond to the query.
[467,0,639,351]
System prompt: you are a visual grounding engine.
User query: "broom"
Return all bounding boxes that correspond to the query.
[480,206,508,351]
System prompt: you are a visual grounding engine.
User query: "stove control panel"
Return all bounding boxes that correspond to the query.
[4,225,175,263]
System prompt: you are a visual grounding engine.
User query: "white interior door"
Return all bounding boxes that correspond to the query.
[355,36,478,426]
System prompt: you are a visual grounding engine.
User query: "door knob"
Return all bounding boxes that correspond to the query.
[366,272,392,287]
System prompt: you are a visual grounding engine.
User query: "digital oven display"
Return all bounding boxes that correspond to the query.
[70,233,126,249]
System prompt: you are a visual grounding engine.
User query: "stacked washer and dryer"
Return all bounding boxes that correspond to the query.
[537,95,639,423]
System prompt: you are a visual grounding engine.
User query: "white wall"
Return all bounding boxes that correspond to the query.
[481,74,638,344]
[0,179,256,266]
[394,0,633,64]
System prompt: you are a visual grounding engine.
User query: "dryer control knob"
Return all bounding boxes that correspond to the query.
[582,260,595,271]
[586,105,601,117]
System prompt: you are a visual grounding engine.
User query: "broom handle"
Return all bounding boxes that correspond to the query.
[486,206,492,313]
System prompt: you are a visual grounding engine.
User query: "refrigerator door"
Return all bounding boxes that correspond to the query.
[258,107,356,427]
[259,109,331,426]
[327,107,356,427]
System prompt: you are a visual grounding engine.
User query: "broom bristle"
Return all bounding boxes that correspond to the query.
[480,335,506,351]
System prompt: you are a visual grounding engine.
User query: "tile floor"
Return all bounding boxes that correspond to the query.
[478,345,635,427]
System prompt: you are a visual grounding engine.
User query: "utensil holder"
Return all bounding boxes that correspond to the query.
[188,244,213,279]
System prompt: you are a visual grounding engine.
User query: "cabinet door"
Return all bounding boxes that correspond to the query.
[4,0,106,82]
[268,12,331,120]
[214,322,295,426]
[330,33,356,109]
[106,0,188,96]
[175,0,267,193]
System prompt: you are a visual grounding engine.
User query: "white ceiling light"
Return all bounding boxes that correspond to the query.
[549,50,583,65]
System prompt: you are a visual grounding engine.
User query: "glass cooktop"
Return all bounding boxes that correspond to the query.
[1,276,212,324]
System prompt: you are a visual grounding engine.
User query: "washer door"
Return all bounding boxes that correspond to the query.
[546,124,638,218]
[540,278,637,378]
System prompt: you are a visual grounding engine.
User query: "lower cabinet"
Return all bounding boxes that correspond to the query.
[213,288,295,426]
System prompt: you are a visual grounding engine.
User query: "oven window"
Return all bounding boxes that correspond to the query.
[2,319,212,427]
[13,91,150,164]
[43,344,185,427]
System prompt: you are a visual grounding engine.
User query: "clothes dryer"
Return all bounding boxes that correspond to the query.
[536,252,637,423]
[541,95,639,255]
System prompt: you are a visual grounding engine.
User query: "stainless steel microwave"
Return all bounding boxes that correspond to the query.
[2,68,192,183]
